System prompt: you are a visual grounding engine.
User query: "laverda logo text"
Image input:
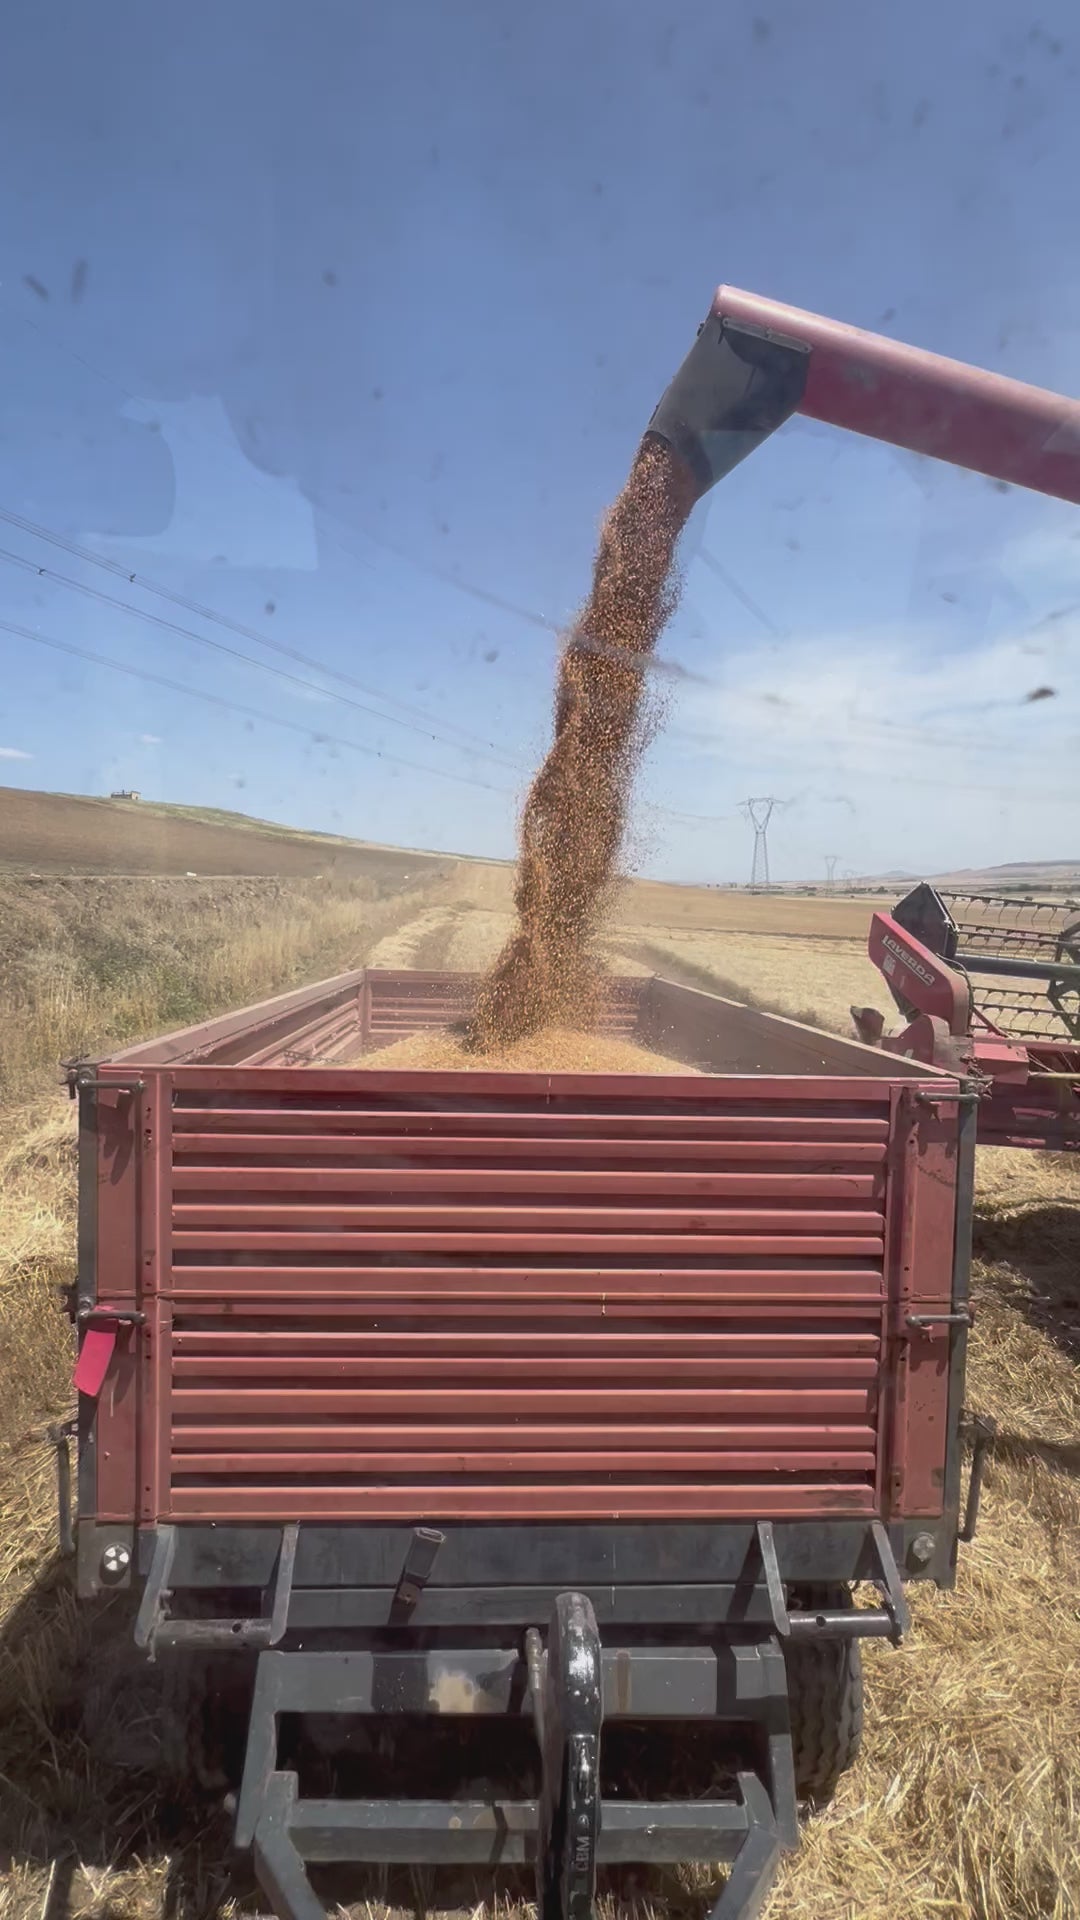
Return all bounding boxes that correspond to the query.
[881,932,938,987]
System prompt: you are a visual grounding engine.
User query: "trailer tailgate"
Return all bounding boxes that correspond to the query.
[85,1061,963,1525]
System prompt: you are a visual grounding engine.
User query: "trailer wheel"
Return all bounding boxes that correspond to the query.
[159,1653,254,1797]
[783,1586,864,1808]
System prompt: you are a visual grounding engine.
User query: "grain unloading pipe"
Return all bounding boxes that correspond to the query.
[647,284,1080,506]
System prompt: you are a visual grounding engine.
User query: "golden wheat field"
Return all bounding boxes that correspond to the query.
[1,862,1078,1920]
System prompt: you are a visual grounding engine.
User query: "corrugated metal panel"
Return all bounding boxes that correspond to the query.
[362,971,642,1047]
[162,1070,888,1521]
[101,969,368,1068]
[363,971,476,1047]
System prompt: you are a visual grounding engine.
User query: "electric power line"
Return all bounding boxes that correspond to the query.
[12,303,1066,826]
[0,538,525,776]
[0,303,718,694]
[0,617,519,799]
[6,614,743,841]
[0,500,514,761]
[645,804,733,827]
[0,526,731,828]
[0,295,568,654]
[697,548,784,638]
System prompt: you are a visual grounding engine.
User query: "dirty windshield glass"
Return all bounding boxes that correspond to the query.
[1,8,1077,1920]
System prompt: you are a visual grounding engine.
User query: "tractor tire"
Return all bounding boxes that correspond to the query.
[783,1586,864,1808]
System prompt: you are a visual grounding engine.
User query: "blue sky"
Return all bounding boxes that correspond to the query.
[1,0,1078,883]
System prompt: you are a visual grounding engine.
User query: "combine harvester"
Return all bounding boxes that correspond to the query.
[63,292,1079,1920]
[853,885,1080,1152]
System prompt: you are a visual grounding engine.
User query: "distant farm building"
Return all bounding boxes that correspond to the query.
[110,789,141,801]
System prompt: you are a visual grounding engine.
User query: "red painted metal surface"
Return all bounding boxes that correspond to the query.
[867,913,971,1034]
[861,907,1080,1152]
[109,967,368,1068]
[90,1086,141,1519]
[82,970,965,1525]
[176,1109,893,1140]
[978,1067,1080,1151]
[165,1486,874,1519]
[881,1088,959,1514]
[712,285,1080,504]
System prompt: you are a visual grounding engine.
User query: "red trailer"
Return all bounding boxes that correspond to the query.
[67,967,982,1920]
[65,284,1080,1919]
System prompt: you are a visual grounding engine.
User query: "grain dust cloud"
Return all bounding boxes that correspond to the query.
[466,436,695,1051]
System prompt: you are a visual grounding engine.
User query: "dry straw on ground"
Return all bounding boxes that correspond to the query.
[0,872,431,1104]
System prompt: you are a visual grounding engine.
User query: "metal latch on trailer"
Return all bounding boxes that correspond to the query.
[913,1087,979,1110]
[78,1306,146,1327]
[905,1310,974,1331]
[63,1061,146,1100]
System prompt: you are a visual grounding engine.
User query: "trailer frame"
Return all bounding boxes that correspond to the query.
[65,964,981,1920]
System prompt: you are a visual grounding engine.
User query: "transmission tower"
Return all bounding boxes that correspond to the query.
[740,798,779,888]
[825,855,839,889]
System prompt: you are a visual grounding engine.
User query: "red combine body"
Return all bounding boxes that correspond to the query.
[853,884,1080,1152]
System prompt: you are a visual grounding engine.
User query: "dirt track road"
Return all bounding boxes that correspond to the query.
[364,860,881,1032]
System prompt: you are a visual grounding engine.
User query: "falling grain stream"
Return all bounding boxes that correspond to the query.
[465,435,696,1054]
